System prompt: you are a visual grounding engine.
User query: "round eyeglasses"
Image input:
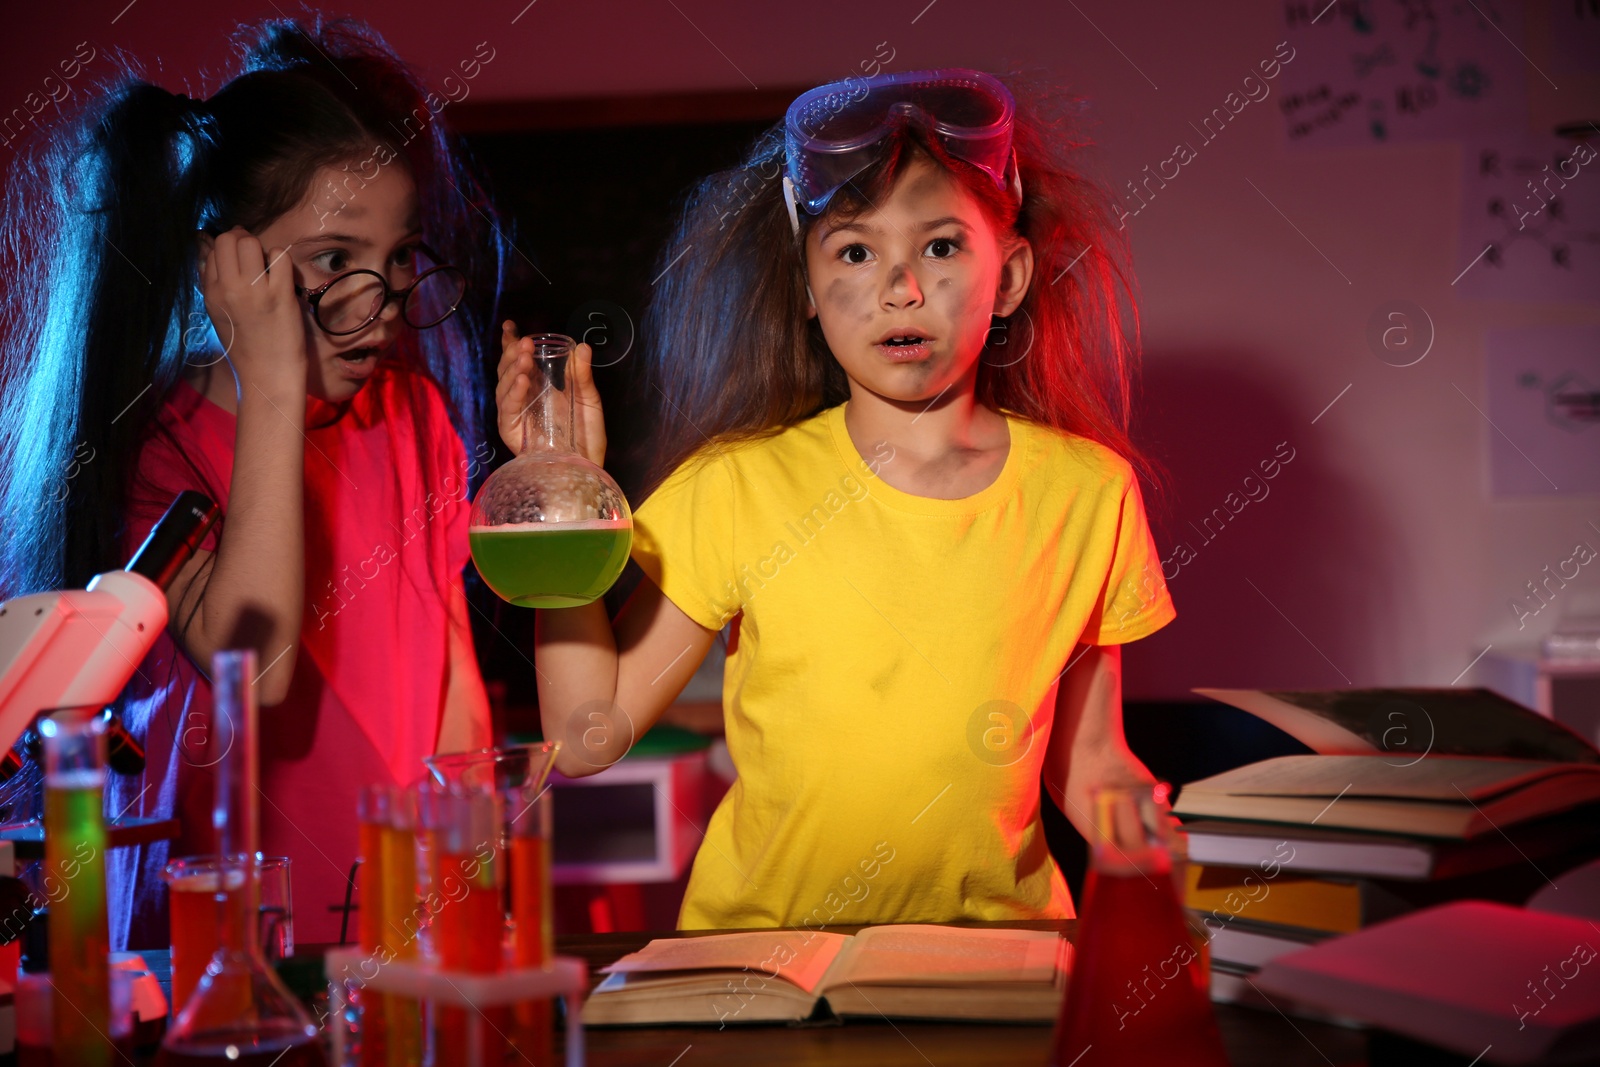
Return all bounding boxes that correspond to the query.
[294,254,468,336]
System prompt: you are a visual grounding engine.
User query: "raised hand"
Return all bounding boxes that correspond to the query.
[197,227,307,404]
[495,322,608,467]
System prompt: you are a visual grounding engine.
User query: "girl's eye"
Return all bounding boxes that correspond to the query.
[839,244,872,265]
[393,245,417,269]
[310,249,352,275]
[925,237,960,258]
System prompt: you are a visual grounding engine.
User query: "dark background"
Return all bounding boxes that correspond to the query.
[459,114,772,703]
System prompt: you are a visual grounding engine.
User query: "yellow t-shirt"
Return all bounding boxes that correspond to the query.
[630,402,1176,931]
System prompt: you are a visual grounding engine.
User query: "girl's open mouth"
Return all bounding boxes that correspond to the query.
[334,345,385,380]
[876,335,932,362]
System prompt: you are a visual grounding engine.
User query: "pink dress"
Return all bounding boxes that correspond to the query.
[108,364,474,949]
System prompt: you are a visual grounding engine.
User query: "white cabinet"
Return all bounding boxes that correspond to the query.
[548,750,708,885]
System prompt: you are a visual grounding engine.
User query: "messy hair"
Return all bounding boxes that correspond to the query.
[638,74,1163,504]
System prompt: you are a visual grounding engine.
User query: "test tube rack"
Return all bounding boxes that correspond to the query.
[323,947,587,1067]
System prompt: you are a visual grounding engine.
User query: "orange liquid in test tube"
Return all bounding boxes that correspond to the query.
[437,850,503,971]
[435,847,509,1061]
[379,822,420,959]
[510,835,552,967]
[511,833,554,1063]
[380,820,422,1067]
[358,818,387,954]
[356,799,389,1066]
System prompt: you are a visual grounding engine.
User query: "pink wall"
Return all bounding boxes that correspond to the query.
[5,1,1599,699]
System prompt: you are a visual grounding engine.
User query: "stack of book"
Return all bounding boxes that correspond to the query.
[1173,688,1600,1007]
[1254,900,1600,1062]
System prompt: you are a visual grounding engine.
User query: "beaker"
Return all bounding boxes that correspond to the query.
[1048,784,1229,1067]
[469,332,632,607]
[163,855,250,1015]
[157,650,327,1066]
[423,742,559,938]
[422,741,560,797]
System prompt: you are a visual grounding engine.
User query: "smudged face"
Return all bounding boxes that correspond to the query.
[803,155,1032,407]
[254,161,424,403]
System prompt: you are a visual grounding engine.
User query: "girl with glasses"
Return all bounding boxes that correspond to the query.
[499,70,1176,930]
[0,16,503,950]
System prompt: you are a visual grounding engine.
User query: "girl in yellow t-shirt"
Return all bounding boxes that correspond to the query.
[495,70,1176,930]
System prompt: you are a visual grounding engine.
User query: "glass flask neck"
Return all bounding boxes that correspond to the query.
[519,336,577,456]
[213,650,258,864]
[211,649,262,959]
[1088,784,1180,877]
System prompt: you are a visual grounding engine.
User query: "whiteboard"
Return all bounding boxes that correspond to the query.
[1279,0,1531,148]
[1485,325,1600,497]
[1456,135,1600,304]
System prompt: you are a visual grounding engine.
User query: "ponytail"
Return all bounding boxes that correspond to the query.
[0,78,211,595]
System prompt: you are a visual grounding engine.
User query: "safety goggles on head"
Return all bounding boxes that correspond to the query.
[782,68,1021,234]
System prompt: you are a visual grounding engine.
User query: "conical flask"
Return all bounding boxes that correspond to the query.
[1049,784,1229,1067]
[469,332,632,607]
[158,650,328,1066]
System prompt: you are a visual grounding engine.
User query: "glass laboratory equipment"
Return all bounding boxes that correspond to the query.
[41,709,112,1066]
[379,785,423,1067]
[422,786,508,1063]
[422,741,560,797]
[1049,784,1229,1067]
[422,742,559,917]
[164,854,249,1016]
[469,332,632,607]
[507,781,555,1062]
[158,650,328,1066]
[422,742,560,953]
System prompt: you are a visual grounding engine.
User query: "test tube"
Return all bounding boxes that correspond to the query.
[508,783,555,1061]
[355,785,391,1066]
[41,709,112,1067]
[381,786,422,1067]
[424,786,507,1063]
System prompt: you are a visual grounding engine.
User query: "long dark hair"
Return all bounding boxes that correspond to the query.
[0,16,506,600]
[638,74,1164,508]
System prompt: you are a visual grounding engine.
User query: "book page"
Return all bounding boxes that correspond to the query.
[599,930,850,994]
[824,925,1063,989]
[1193,687,1600,764]
[1181,755,1599,803]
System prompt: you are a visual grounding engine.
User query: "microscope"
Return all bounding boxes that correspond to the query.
[0,491,219,1038]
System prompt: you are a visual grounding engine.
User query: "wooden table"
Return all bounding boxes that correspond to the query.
[133,923,1378,1065]
[558,921,1374,1067]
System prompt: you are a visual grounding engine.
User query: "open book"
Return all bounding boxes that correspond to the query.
[1192,687,1599,763]
[584,924,1071,1026]
[1172,755,1600,838]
